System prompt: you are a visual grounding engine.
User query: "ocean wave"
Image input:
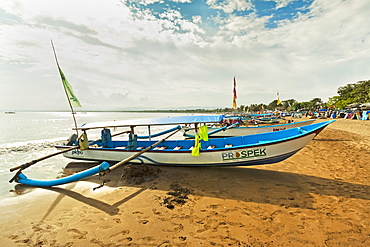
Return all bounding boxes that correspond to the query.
[0,139,67,155]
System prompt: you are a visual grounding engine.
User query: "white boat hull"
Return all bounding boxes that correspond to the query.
[56,120,331,167]
[58,133,313,166]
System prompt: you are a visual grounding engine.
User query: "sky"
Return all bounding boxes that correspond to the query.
[1,0,370,111]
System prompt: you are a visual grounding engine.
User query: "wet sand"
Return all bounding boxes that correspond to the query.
[1,118,369,246]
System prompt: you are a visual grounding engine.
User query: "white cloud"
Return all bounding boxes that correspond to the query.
[1,0,370,111]
[202,0,370,104]
[192,15,202,24]
[139,0,192,5]
[206,0,254,13]
[213,13,270,41]
[267,0,297,9]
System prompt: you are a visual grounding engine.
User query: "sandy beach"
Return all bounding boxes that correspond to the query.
[1,118,369,246]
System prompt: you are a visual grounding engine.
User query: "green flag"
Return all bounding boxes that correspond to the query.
[58,67,81,108]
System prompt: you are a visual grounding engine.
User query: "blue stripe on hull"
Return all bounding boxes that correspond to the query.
[132,149,299,167]
[64,150,299,167]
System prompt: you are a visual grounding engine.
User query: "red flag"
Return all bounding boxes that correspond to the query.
[232,77,237,109]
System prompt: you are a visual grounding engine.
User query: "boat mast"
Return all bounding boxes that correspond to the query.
[51,40,79,137]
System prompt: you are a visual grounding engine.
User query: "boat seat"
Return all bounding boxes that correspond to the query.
[207,145,216,149]
[115,146,127,149]
[173,146,182,150]
[297,127,307,134]
[153,146,167,150]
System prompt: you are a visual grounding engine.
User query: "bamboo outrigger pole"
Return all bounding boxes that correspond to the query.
[9,146,78,173]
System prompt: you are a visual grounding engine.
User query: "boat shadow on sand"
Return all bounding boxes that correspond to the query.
[12,161,370,216]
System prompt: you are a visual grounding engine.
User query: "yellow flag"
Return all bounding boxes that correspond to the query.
[276,92,281,105]
[58,67,81,108]
[191,125,209,156]
[199,125,209,141]
[191,135,201,157]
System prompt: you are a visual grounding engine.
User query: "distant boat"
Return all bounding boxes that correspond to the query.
[182,119,316,137]
[5,111,15,114]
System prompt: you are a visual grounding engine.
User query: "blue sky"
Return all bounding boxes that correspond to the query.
[133,0,312,34]
[0,0,369,111]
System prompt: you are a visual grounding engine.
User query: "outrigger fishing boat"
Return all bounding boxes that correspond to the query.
[55,116,334,166]
[10,115,334,187]
[182,119,316,138]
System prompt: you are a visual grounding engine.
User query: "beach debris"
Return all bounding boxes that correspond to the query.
[163,183,193,210]
[93,180,109,191]
[120,164,161,184]
[9,184,35,195]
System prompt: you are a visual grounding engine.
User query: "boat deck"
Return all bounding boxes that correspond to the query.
[89,126,311,151]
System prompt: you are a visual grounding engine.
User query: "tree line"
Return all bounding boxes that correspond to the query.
[226,79,370,112]
[327,80,370,109]
[132,79,369,113]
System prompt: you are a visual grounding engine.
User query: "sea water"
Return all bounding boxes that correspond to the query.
[0,111,189,201]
